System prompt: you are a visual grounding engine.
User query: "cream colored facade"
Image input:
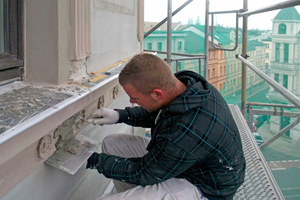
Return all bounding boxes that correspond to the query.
[267,8,300,139]
[0,1,145,200]
[262,39,272,75]
[221,44,267,99]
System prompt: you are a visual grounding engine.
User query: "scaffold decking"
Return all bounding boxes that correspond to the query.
[229,104,285,200]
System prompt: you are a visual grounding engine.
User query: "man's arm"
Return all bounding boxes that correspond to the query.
[89,140,197,186]
[116,106,157,128]
[86,106,156,127]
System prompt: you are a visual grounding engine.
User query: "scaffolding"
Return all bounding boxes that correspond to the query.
[144,0,300,150]
[143,1,300,198]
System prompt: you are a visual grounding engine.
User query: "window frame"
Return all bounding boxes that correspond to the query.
[283,74,288,89]
[278,23,286,34]
[284,43,289,63]
[0,0,24,83]
[157,42,162,51]
[147,42,152,50]
[275,43,280,62]
[177,41,182,51]
[274,73,279,83]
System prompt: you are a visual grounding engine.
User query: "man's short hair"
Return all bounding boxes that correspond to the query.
[119,53,176,95]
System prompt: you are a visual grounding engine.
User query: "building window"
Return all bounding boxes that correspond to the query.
[147,43,152,50]
[220,67,222,76]
[266,45,269,49]
[0,0,24,83]
[208,69,210,79]
[275,43,280,62]
[266,53,269,58]
[284,43,289,63]
[178,41,182,51]
[212,51,215,59]
[265,63,269,69]
[278,23,286,34]
[224,66,226,75]
[283,74,288,89]
[212,68,215,78]
[274,73,279,83]
[157,42,162,51]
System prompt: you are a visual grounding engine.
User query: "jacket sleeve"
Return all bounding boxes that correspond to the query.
[95,140,197,186]
[115,106,157,128]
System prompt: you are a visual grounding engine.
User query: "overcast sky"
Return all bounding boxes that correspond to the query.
[144,0,300,30]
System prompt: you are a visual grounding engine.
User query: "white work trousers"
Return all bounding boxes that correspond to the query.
[96,133,207,200]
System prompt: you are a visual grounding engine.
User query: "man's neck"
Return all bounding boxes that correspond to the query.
[163,79,187,106]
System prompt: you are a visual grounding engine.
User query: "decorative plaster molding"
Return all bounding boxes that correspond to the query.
[113,86,119,99]
[70,0,91,61]
[38,130,57,159]
[98,95,105,108]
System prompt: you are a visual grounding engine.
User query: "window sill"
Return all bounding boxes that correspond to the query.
[0,62,125,166]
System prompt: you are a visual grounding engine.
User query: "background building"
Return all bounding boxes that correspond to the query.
[267,7,300,139]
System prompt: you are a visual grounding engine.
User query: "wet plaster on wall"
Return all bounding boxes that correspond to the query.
[69,57,90,83]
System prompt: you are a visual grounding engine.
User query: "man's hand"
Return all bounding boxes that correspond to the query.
[86,108,119,125]
[86,152,100,169]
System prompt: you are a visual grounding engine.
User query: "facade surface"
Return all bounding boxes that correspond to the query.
[0,1,144,200]
[267,7,300,138]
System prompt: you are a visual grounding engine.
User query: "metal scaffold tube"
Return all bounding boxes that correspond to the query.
[237,55,300,109]
[239,0,300,17]
[167,0,172,65]
[204,0,209,79]
[241,0,248,116]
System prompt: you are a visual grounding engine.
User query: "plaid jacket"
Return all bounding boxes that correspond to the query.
[96,71,245,199]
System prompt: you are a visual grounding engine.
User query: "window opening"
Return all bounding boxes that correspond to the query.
[278,23,286,34]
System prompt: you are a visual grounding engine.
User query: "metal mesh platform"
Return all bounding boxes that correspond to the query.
[229,104,285,200]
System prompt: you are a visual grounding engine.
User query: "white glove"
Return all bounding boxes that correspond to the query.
[86,108,119,125]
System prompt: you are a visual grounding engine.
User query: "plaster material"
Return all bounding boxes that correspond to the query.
[0,86,72,134]
[45,133,100,175]
[69,58,90,83]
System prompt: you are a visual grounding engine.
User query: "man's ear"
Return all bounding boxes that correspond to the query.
[150,89,164,100]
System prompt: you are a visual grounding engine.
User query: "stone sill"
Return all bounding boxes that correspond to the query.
[0,62,126,167]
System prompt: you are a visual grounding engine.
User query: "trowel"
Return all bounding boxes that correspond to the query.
[45,134,100,175]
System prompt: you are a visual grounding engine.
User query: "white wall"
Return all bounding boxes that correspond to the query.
[1,0,143,199]
[89,0,140,73]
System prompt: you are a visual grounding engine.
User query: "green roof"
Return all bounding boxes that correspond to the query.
[180,24,205,32]
[214,26,234,33]
[212,32,233,45]
[273,7,300,21]
[184,31,205,53]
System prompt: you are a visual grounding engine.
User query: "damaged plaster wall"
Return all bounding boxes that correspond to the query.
[0,86,130,200]
[0,0,142,199]
[69,58,90,83]
[89,0,139,73]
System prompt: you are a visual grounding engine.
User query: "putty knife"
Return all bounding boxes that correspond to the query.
[45,134,100,175]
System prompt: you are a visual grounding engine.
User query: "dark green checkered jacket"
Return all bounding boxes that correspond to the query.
[96,71,245,199]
